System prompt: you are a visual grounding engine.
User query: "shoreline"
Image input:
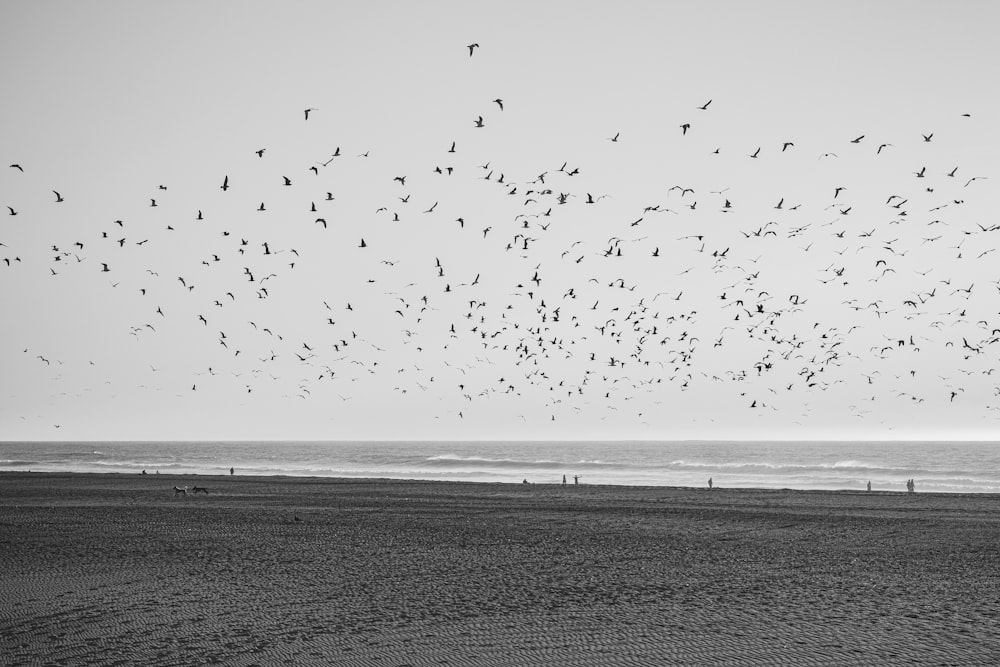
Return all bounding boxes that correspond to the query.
[3,473,999,665]
[3,469,998,498]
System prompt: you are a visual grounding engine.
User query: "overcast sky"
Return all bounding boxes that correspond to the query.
[2,1,999,441]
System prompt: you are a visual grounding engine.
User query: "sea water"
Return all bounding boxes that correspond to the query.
[1,440,998,493]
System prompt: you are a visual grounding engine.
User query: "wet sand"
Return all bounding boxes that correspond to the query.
[2,472,999,666]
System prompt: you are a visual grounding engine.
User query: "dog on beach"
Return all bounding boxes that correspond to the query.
[173,486,188,495]
[192,486,209,494]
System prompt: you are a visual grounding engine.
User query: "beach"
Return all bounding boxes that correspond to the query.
[2,473,999,665]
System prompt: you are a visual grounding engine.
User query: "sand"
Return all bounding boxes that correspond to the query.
[1,473,999,666]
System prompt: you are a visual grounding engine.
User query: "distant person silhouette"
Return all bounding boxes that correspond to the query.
[708,477,713,489]
[573,475,580,485]
[230,467,234,476]
[562,474,567,485]
[867,480,871,492]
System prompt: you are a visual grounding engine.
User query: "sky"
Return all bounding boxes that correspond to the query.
[2,1,999,442]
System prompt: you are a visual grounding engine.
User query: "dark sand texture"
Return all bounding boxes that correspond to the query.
[2,473,999,665]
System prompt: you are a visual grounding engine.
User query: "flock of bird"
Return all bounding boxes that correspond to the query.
[3,42,999,434]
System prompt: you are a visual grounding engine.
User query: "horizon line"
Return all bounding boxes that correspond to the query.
[3,438,999,445]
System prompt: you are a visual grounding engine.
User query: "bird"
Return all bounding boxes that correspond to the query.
[304,108,318,120]
[221,175,229,191]
[53,191,64,202]
[697,99,712,110]
[474,116,484,128]
[493,98,503,111]
[467,43,479,57]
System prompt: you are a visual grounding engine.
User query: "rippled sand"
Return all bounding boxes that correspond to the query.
[2,473,999,665]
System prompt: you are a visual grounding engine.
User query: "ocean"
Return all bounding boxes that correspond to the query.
[2,441,999,494]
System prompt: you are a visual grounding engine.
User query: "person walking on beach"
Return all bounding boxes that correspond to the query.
[563,474,567,485]
[573,475,580,485]
[230,467,234,476]
[866,480,871,492]
[708,477,713,489]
